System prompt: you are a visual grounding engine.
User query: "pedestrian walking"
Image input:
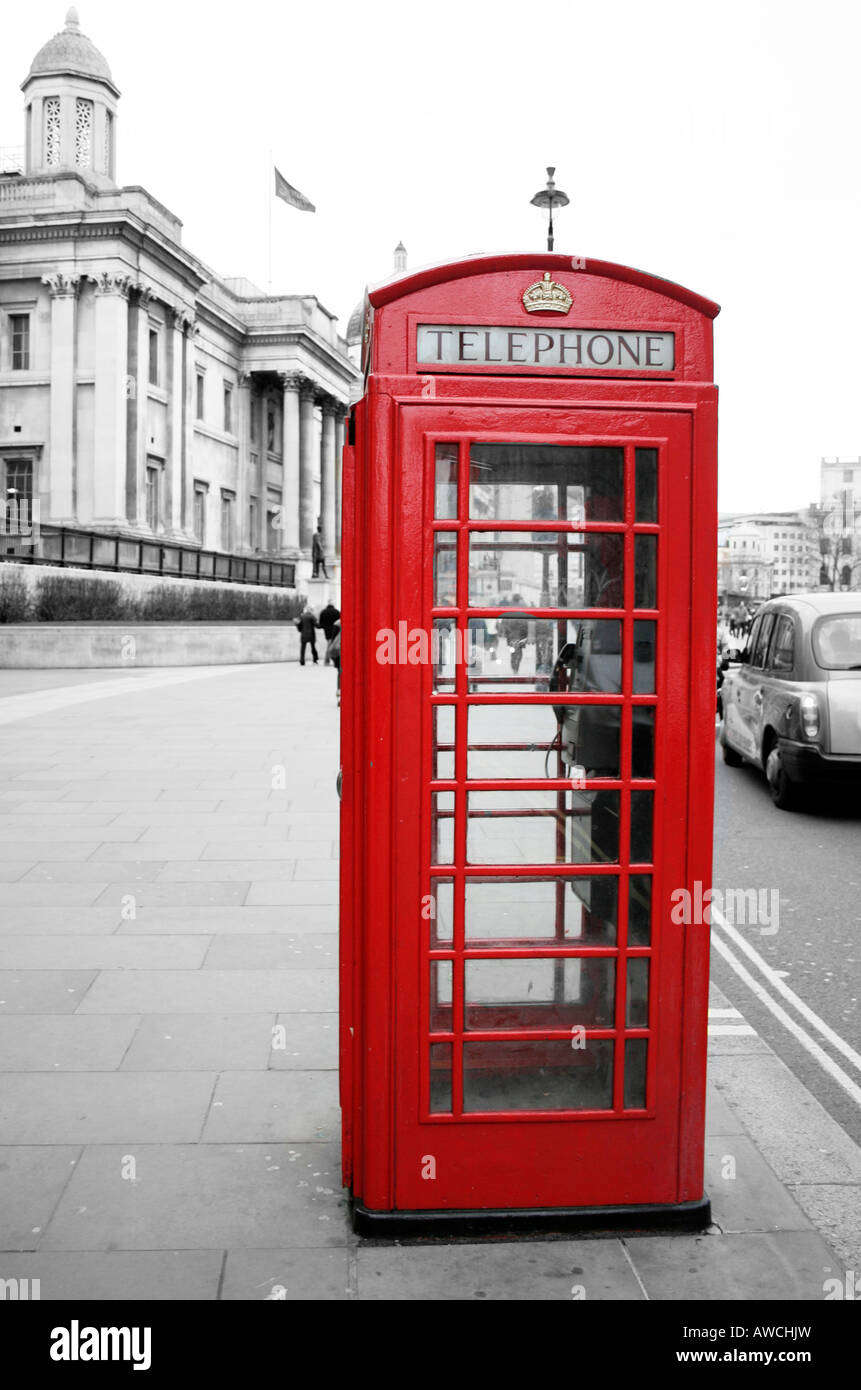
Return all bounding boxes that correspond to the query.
[329,622,341,706]
[318,601,341,665]
[296,608,319,665]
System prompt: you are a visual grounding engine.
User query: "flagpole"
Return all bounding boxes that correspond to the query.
[267,149,273,292]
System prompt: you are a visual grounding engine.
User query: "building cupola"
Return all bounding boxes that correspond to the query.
[22,8,119,186]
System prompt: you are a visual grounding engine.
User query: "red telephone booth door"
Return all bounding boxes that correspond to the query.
[388,401,702,1214]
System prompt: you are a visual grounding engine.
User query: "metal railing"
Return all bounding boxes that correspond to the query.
[1,525,296,589]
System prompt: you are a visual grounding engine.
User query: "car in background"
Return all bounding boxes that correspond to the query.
[719,593,861,809]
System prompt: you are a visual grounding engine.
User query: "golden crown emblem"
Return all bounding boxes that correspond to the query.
[521,271,573,314]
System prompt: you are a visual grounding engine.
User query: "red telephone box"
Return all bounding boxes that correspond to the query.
[340,253,719,1235]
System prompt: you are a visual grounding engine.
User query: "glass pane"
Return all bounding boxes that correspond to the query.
[435,443,458,518]
[432,792,455,864]
[627,874,652,946]
[624,1039,647,1108]
[465,957,615,1030]
[433,705,456,779]
[433,536,458,607]
[468,533,623,610]
[465,876,617,945]
[430,877,454,945]
[431,959,453,1030]
[467,702,619,779]
[463,1038,614,1112]
[469,444,624,522]
[635,448,658,523]
[467,789,619,865]
[631,707,655,780]
[626,958,650,1027]
[432,620,456,690]
[632,620,656,694]
[467,617,582,691]
[634,535,657,608]
[429,1042,452,1114]
[630,790,653,864]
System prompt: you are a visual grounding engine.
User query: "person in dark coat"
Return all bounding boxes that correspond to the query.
[318,602,341,665]
[296,609,319,665]
[312,528,328,578]
[329,623,341,705]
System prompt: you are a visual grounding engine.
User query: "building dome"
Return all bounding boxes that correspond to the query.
[26,8,119,96]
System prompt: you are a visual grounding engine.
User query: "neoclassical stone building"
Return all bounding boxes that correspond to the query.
[0,9,358,588]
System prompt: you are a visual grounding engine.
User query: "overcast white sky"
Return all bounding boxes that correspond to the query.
[3,1,860,512]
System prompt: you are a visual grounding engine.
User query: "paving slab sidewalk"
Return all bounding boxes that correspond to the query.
[0,663,853,1301]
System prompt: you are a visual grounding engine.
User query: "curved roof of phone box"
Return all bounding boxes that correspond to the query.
[368,252,721,320]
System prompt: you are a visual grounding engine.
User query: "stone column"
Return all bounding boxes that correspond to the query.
[41,273,80,523]
[165,306,187,537]
[298,381,317,552]
[125,283,152,527]
[258,391,268,551]
[90,271,132,526]
[29,97,44,172]
[334,407,346,559]
[320,397,337,566]
[236,371,252,550]
[182,318,197,537]
[280,375,301,552]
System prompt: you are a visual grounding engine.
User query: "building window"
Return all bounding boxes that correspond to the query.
[221,490,235,550]
[196,372,205,421]
[148,329,159,387]
[3,457,34,524]
[75,97,93,168]
[249,496,259,545]
[267,406,275,452]
[193,482,208,543]
[250,400,257,443]
[223,382,233,434]
[266,508,279,551]
[104,110,113,176]
[10,315,30,370]
[145,463,161,531]
[44,97,61,166]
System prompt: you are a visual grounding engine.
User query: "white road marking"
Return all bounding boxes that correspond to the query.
[711,928,861,1109]
[711,905,861,1078]
[708,1007,743,1018]
[708,1024,757,1036]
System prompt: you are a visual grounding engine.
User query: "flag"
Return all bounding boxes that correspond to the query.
[274,167,315,213]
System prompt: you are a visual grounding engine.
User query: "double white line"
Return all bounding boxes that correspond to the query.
[710,905,861,1108]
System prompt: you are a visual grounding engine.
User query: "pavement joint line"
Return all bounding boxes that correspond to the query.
[711,904,861,1077]
[619,1239,650,1300]
[711,929,861,1109]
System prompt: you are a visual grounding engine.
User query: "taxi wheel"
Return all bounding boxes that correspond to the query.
[720,725,743,767]
[765,744,797,810]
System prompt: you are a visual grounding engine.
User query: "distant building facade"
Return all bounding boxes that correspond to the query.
[0,9,358,588]
[718,511,819,604]
[818,457,861,589]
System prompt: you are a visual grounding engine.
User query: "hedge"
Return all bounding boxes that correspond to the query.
[0,570,306,624]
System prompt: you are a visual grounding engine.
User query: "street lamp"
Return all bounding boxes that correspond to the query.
[530,167,569,252]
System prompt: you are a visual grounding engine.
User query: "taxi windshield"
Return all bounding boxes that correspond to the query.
[812,614,861,670]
